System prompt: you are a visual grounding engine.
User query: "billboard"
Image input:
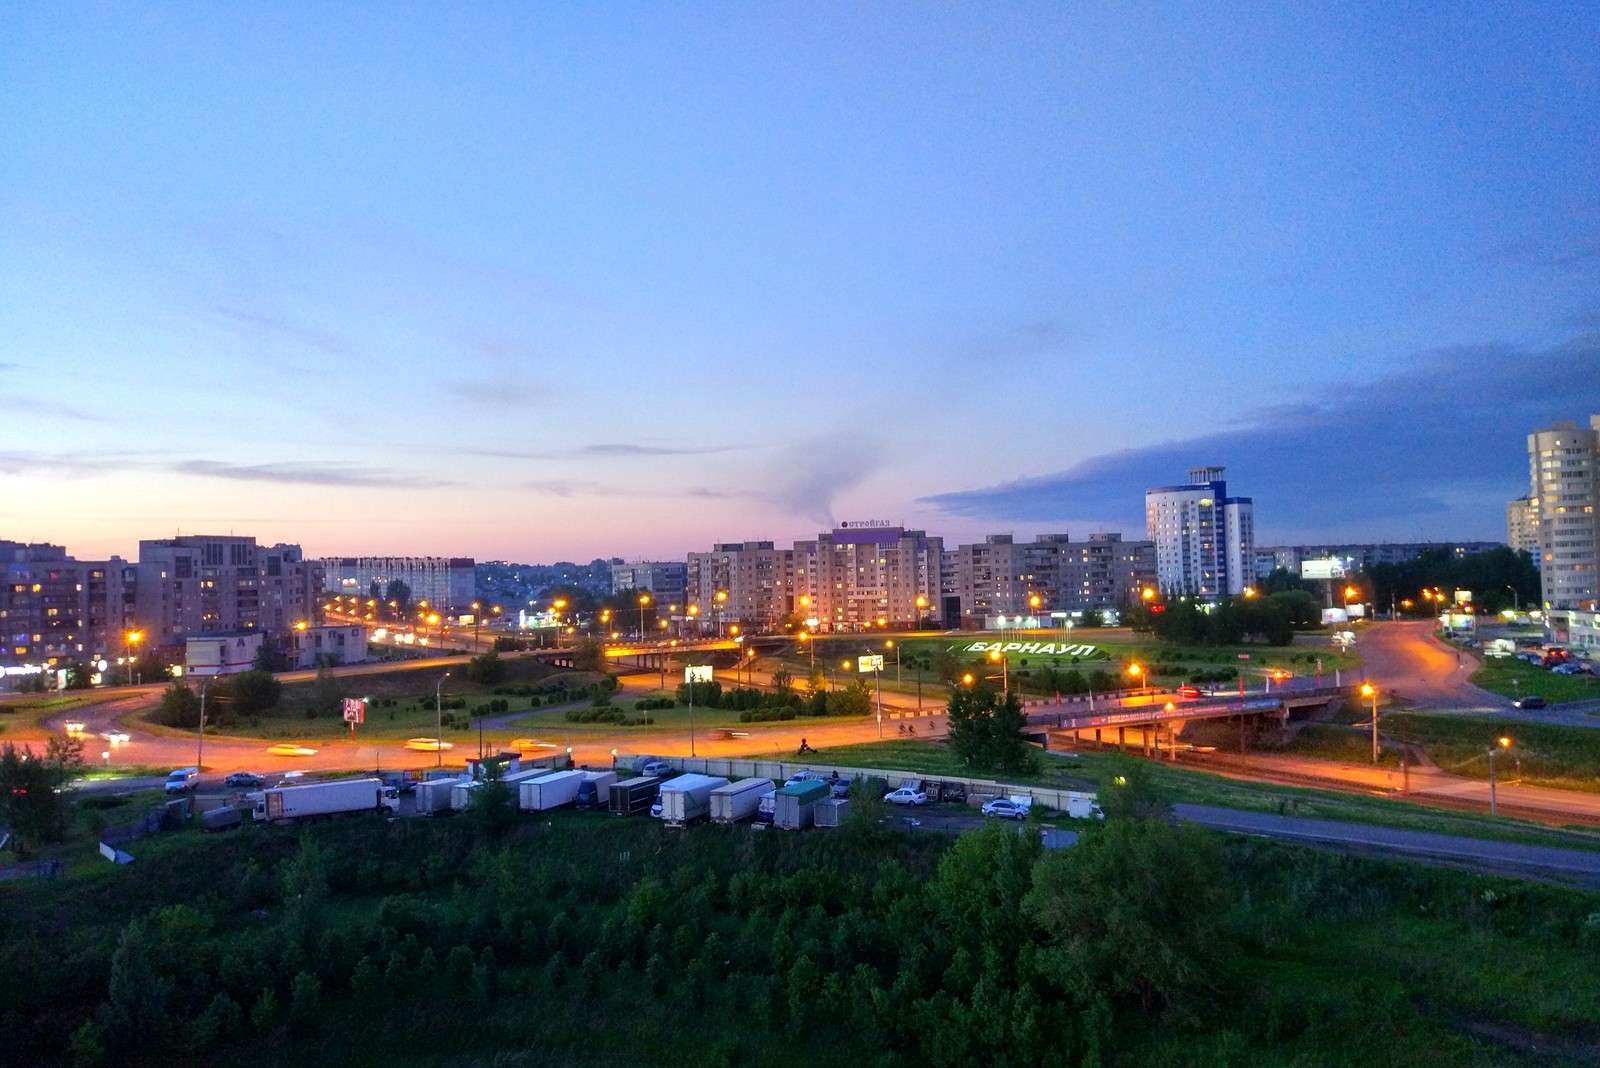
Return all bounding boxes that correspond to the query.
[342,698,366,724]
[1300,557,1348,580]
[858,655,885,672]
[1321,608,1349,624]
[685,665,714,684]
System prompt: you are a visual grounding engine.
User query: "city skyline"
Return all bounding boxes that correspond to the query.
[4,5,1599,561]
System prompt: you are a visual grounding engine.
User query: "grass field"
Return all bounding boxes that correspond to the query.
[1471,657,1600,703]
[0,692,104,735]
[1385,711,1600,793]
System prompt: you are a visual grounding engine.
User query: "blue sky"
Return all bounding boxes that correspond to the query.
[2,3,1597,561]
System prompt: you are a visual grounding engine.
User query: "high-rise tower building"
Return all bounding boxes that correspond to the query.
[1145,466,1255,599]
[1524,418,1600,611]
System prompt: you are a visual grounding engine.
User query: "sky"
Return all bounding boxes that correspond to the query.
[3,2,1598,563]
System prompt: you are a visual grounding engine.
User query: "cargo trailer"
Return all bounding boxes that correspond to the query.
[519,769,587,812]
[813,797,850,828]
[659,774,730,827]
[608,775,660,816]
[709,777,773,824]
[576,770,618,810]
[415,777,468,815]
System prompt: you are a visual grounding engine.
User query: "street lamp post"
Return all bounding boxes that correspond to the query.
[886,639,901,687]
[435,671,451,768]
[196,676,211,772]
[1489,736,1512,815]
[638,593,651,640]
[988,650,1008,696]
[1362,683,1379,763]
[873,660,883,738]
[715,590,728,637]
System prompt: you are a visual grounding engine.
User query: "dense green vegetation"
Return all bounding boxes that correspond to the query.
[5,795,1600,1068]
[1366,545,1539,617]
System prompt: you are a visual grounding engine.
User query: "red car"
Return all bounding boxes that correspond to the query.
[1177,686,1202,699]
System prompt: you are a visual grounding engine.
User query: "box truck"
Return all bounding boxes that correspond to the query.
[658,774,730,827]
[608,775,660,816]
[709,777,773,824]
[416,777,468,815]
[519,769,587,812]
[774,780,830,830]
[252,778,398,823]
[1066,791,1105,820]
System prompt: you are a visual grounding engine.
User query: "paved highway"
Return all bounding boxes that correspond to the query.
[1178,803,1600,887]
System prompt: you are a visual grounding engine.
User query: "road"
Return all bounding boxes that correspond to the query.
[1178,803,1600,888]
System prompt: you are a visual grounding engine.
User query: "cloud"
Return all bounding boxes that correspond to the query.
[442,374,555,408]
[0,397,108,422]
[468,441,748,461]
[765,435,886,526]
[921,336,1600,539]
[0,450,130,477]
[172,461,448,489]
[215,306,355,357]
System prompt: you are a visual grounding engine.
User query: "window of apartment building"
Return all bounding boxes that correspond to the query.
[203,544,223,566]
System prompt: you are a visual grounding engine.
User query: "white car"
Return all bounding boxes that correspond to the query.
[981,798,1030,820]
[883,786,927,806]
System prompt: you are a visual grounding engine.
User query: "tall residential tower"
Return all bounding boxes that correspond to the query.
[1145,466,1255,599]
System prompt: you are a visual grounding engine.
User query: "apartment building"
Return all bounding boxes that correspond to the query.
[136,536,324,647]
[1524,417,1600,611]
[320,556,477,609]
[1145,466,1255,598]
[0,541,137,670]
[610,561,689,607]
[792,525,943,630]
[943,532,1155,624]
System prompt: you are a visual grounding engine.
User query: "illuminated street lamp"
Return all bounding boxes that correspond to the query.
[885,639,901,687]
[638,593,651,640]
[125,629,143,686]
[915,595,928,630]
[1361,683,1379,762]
[1126,662,1144,696]
[987,648,1009,696]
[1488,736,1513,815]
[715,590,728,637]
[799,630,815,677]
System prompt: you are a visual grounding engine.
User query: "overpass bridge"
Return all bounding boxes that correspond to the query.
[1037,684,1356,759]
[531,638,746,670]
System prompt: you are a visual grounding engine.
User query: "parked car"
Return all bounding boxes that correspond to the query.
[640,760,673,778]
[224,771,265,789]
[829,778,851,799]
[1514,695,1547,710]
[785,770,825,787]
[163,767,200,794]
[1552,663,1582,675]
[938,781,967,803]
[1515,652,1542,664]
[981,798,1030,820]
[883,785,927,806]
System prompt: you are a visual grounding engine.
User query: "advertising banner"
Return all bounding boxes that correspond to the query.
[342,698,366,724]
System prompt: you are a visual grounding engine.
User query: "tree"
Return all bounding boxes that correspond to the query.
[384,579,412,614]
[151,681,201,728]
[65,661,94,690]
[308,665,345,718]
[218,670,282,718]
[946,684,1039,774]
[466,648,509,685]
[252,642,292,673]
[44,733,87,789]
[829,679,872,718]
[0,743,69,849]
[770,666,794,696]
[470,757,516,840]
[1023,817,1235,1021]
[572,637,606,673]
